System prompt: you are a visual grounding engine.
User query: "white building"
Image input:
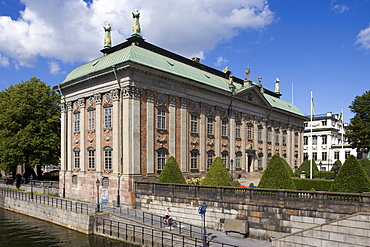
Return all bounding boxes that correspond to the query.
[303,112,357,171]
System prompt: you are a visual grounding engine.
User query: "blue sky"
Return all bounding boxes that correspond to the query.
[1,0,370,123]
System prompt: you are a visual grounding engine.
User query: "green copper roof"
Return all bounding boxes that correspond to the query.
[264,93,303,116]
[62,42,303,117]
[62,43,238,92]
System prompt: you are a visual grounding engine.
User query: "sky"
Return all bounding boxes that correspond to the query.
[1,0,370,124]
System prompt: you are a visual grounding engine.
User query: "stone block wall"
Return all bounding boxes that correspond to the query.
[0,196,94,234]
[273,213,370,247]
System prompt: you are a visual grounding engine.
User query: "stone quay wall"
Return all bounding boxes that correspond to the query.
[0,193,94,234]
[134,182,370,240]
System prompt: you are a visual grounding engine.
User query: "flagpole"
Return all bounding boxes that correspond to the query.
[341,107,344,151]
[310,90,313,179]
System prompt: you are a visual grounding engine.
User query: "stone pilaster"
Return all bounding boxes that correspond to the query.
[146,90,155,174]
[169,95,177,158]
[95,94,102,173]
[180,98,188,172]
[67,101,73,172]
[112,90,120,174]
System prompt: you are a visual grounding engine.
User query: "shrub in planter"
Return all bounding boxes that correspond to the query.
[329,155,370,193]
[202,157,233,186]
[258,154,296,190]
[157,156,186,184]
[292,177,334,191]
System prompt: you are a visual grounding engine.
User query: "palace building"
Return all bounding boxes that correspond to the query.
[56,10,306,205]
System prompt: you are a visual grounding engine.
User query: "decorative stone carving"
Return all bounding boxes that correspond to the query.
[78,98,85,108]
[60,103,66,112]
[157,94,166,104]
[94,94,102,105]
[66,101,72,111]
[112,89,120,101]
[181,98,188,109]
[147,90,155,103]
[87,136,94,143]
[156,135,167,143]
[122,86,142,99]
[104,134,112,141]
[169,95,177,107]
[207,140,214,147]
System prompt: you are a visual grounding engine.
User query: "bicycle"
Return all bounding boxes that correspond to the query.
[162,216,177,227]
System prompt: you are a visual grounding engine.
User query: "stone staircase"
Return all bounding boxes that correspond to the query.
[238,172,263,187]
[272,212,370,247]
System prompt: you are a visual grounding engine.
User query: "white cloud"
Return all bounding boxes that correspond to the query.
[215,56,229,67]
[0,0,274,70]
[356,24,370,49]
[48,61,64,75]
[330,1,349,14]
[0,54,9,67]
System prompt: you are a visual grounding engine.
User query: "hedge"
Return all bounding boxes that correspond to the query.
[292,177,334,191]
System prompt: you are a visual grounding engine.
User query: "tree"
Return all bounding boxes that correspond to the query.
[346,91,370,149]
[202,157,233,186]
[258,154,296,190]
[0,78,60,176]
[295,159,319,178]
[157,156,186,184]
[329,155,370,193]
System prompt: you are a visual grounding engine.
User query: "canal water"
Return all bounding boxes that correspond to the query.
[0,208,137,247]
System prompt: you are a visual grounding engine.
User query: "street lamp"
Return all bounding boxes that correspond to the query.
[96,179,100,212]
[30,174,33,199]
[199,202,208,247]
[230,159,234,180]
[319,162,322,179]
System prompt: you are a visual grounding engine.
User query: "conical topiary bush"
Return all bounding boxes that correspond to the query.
[295,159,319,178]
[202,157,233,186]
[157,156,186,184]
[258,154,296,190]
[329,155,370,193]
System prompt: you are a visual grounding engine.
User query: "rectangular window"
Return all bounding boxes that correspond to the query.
[283,131,287,145]
[275,130,279,144]
[334,151,340,160]
[102,177,109,189]
[207,117,213,135]
[88,150,95,169]
[207,153,213,169]
[74,113,80,132]
[345,151,351,159]
[235,122,241,139]
[312,136,317,145]
[190,115,198,133]
[235,156,241,169]
[104,107,112,129]
[190,152,198,169]
[74,151,80,169]
[157,152,166,170]
[303,153,309,160]
[258,127,263,142]
[322,152,327,161]
[322,135,327,145]
[267,128,271,143]
[221,120,227,136]
[88,110,95,130]
[258,159,262,168]
[72,175,78,185]
[312,152,317,161]
[157,108,166,130]
[304,136,308,145]
[247,125,253,140]
[322,120,327,126]
[221,153,227,165]
[294,133,298,146]
[104,150,112,170]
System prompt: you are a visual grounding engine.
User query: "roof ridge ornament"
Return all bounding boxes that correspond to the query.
[131,9,141,37]
[103,23,112,49]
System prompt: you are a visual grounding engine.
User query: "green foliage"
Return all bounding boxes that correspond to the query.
[0,78,61,173]
[295,160,319,178]
[345,91,370,149]
[282,159,294,177]
[258,154,296,190]
[249,183,255,187]
[359,158,370,178]
[292,177,334,191]
[319,171,335,179]
[330,159,342,171]
[157,156,186,184]
[329,155,370,193]
[186,177,204,185]
[202,157,233,186]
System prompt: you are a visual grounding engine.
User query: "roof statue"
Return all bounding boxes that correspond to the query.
[222,66,229,73]
[103,23,112,48]
[258,76,262,86]
[132,9,141,37]
[243,68,252,86]
[275,78,281,94]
